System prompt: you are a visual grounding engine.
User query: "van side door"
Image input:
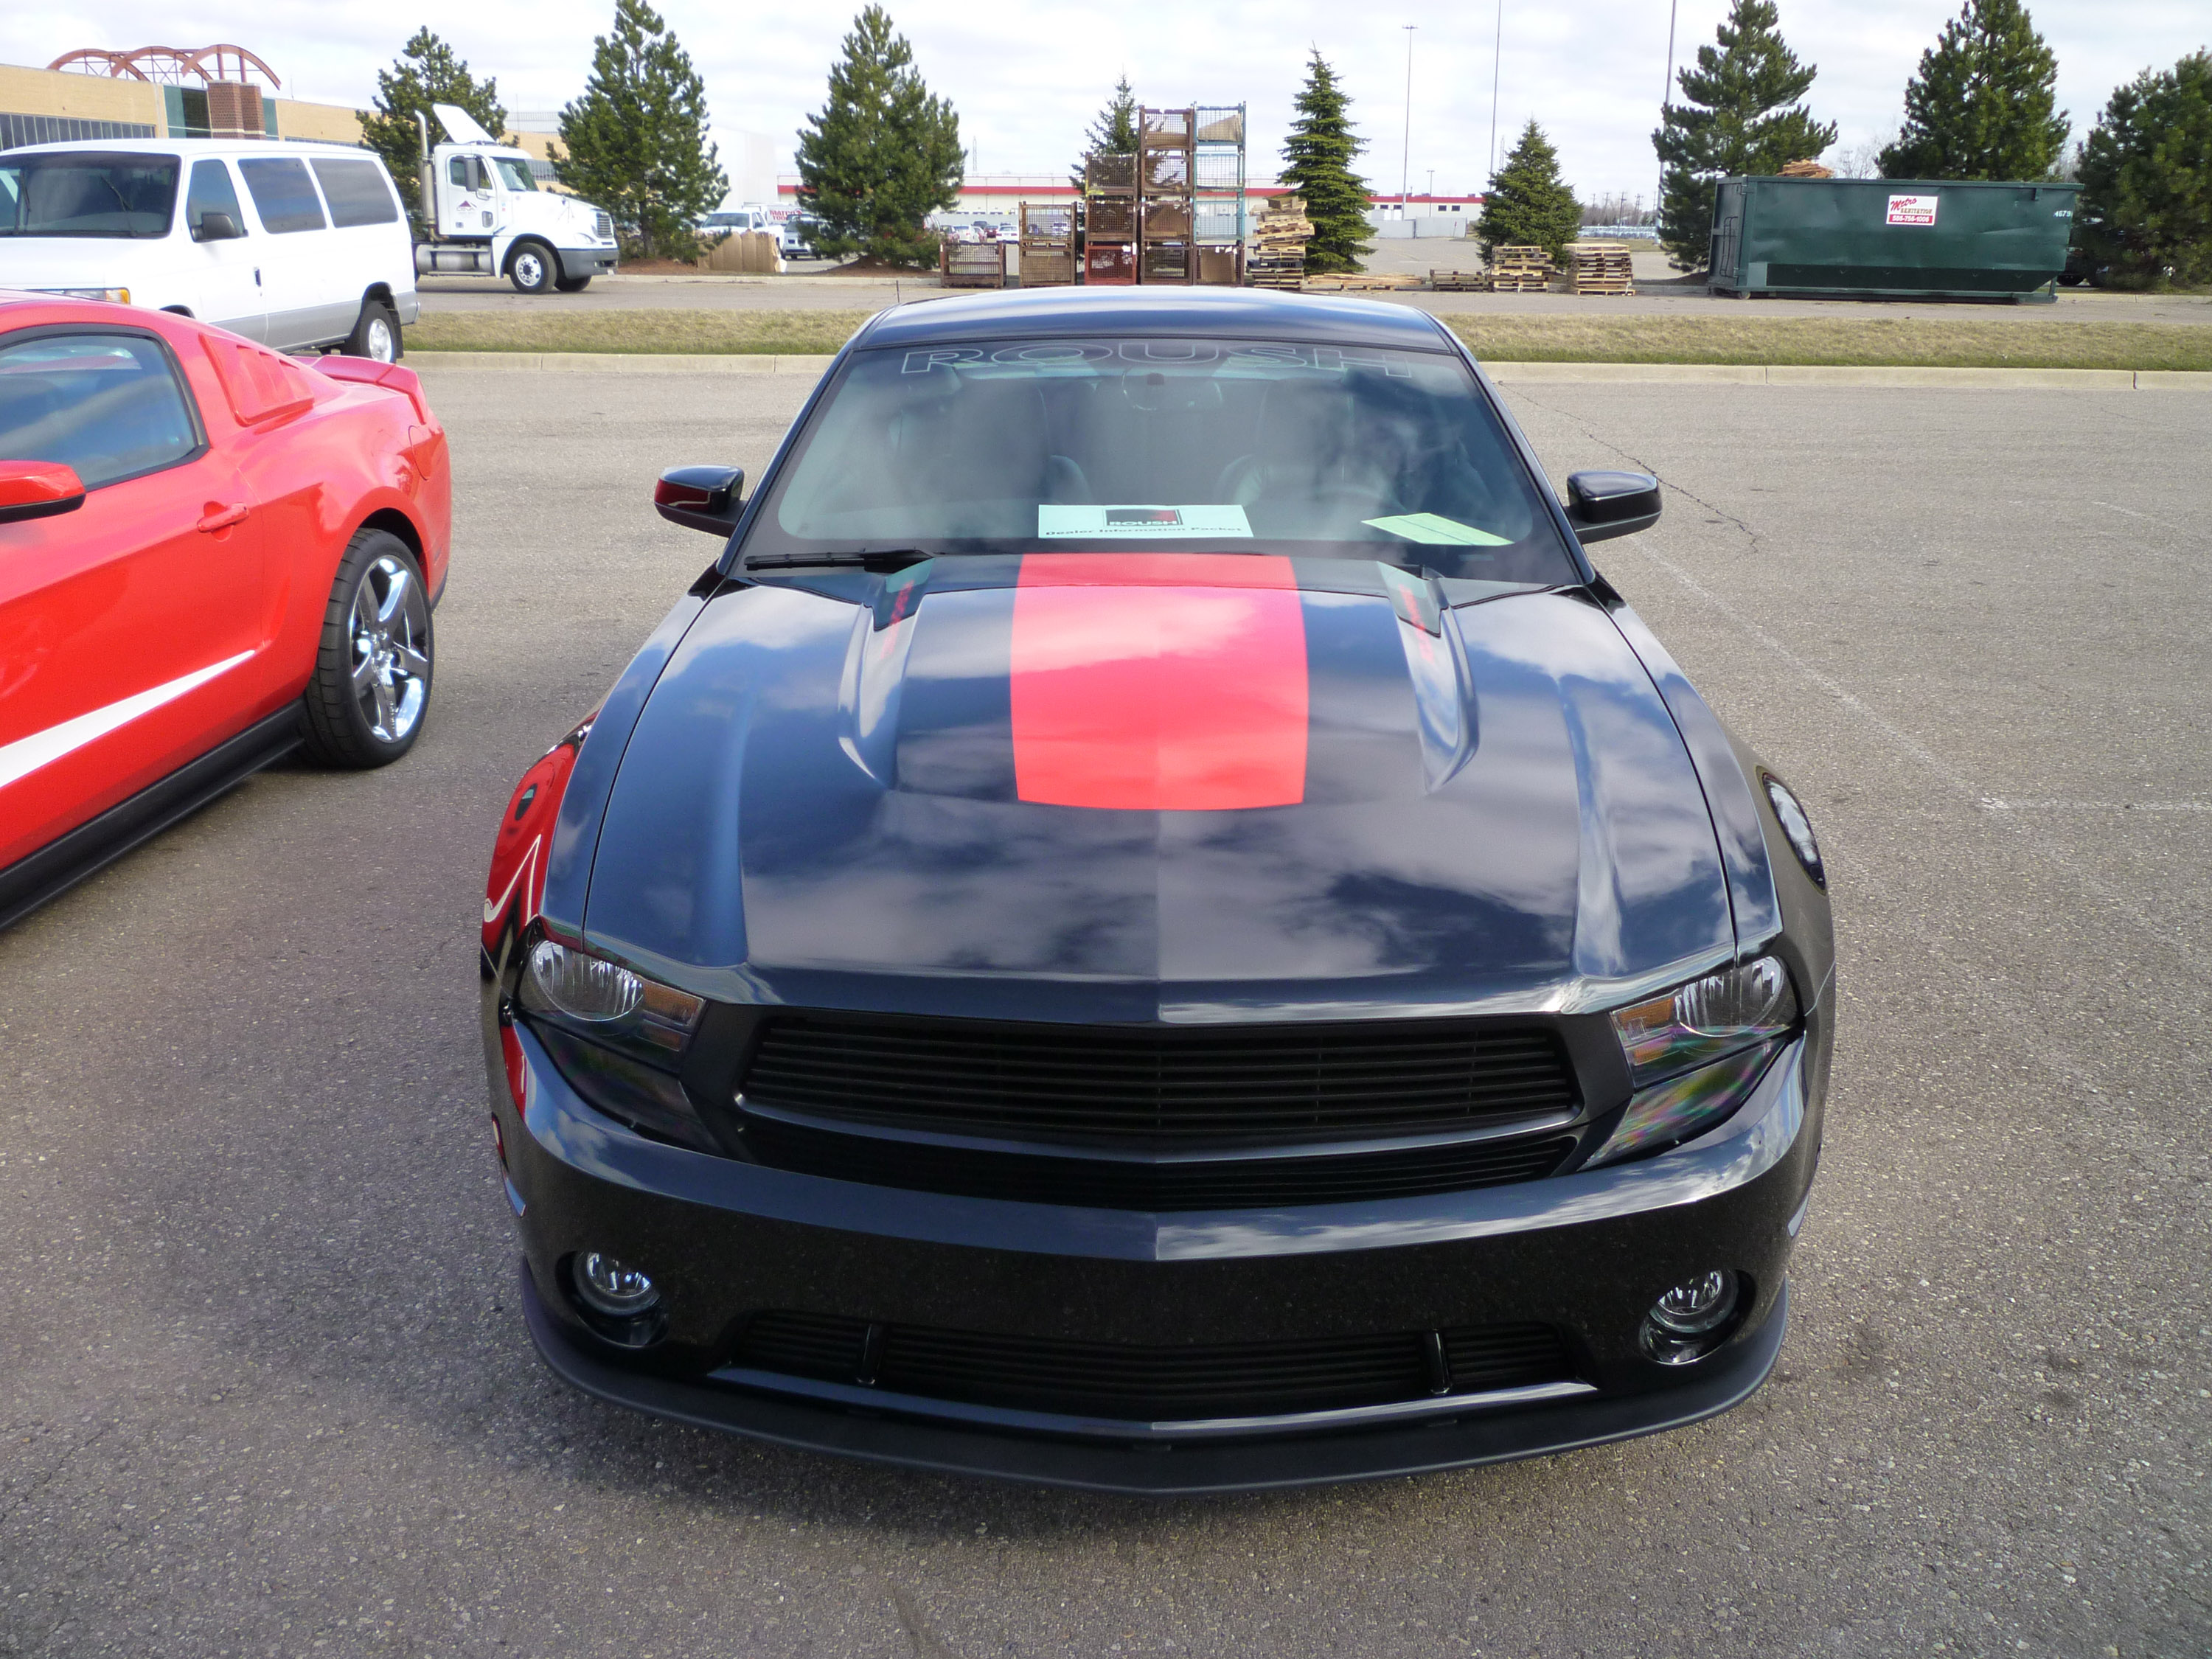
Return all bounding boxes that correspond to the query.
[235,156,352,352]
[179,159,265,342]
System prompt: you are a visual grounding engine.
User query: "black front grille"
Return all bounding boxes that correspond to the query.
[743,1117,1575,1209]
[733,1310,1575,1422]
[740,1014,1578,1149]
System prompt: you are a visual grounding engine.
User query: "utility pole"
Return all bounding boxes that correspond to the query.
[1487,0,1503,179]
[1659,0,1678,225]
[1400,25,1415,215]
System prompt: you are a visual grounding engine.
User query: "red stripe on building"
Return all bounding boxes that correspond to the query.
[1010,554,1307,810]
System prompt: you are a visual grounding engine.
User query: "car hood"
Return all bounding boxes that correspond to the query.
[578,554,1735,1022]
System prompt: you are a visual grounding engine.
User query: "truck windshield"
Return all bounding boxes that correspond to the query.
[493,158,538,192]
[0,153,180,238]
[748,337,1582,582]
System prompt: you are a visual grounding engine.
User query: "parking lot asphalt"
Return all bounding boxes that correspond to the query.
[2,369,2208,1658]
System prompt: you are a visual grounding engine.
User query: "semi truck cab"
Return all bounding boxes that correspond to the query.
[414,105,618,294]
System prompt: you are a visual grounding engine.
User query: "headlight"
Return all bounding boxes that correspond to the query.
[1586,957,1800,1168]
[1610,956,1797,1084]
[515,937,714,1150]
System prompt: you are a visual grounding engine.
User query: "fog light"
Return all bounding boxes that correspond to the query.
[1641,1270,1742,1365]
[574,1251,658,1318]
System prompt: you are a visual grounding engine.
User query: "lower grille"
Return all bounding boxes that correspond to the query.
[742,1118,1576,1209]
[733,1310,1575,1423]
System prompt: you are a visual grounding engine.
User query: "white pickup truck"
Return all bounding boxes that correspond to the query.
[411,105,619,294]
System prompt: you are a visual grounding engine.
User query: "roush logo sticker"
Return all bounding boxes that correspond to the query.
[1885,194,1939,226]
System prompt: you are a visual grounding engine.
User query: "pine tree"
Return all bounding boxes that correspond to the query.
[557,0,728,261]
[359,30,507,220]
[796,7,965,268]
[2075,52,2212,288]
[1476,121,1582,263]
[1878,0,2068,181]
[1280,51,1372,274]
[1073,74,1139,189]
[1652,0,1837,270]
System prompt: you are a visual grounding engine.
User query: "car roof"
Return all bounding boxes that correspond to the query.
[855,287,1460,352]
[1,137,372,159]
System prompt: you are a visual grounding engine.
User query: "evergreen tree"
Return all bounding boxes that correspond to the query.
[557,0,726,260]
[359,30,507,220]
[796,7,965,267]
[1652,0,1837,269]
[2076,52,2212,288]
[1476,121,1582,262]
[1878,0,2068,180]
[1280,51,1372,273]
[1072,74,1139,189]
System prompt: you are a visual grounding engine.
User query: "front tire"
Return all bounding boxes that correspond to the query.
[344,297,402,361]
[299,530,434,769]
[508,242,560,295]
[554,274,591,293]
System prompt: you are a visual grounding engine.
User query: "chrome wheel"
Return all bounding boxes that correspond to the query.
[349,554,430,743]
[364,313,397,361]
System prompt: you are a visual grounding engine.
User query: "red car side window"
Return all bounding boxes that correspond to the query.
[0,330,204,489]
[204,337,315,426]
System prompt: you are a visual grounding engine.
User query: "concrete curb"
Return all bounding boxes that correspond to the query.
[403,351,2211,390]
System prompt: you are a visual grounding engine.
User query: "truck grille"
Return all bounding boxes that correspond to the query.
[739,1013,1578,1150]
[732,1310,1575,1423]
[742,1116,1575,1210]
[594,212,614,240]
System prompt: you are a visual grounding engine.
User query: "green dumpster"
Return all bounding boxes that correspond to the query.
[1707,176,2081,302]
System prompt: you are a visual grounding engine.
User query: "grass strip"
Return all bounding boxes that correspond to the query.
[1444,314,2212,372]
[408,306,2212,372]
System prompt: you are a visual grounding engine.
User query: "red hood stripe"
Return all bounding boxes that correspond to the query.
[1010,554,1309,810]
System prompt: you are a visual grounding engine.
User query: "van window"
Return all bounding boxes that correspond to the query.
[0,332,203,488]
[312,159,400,227]
[237,157,328,234]
[184,159,246,240]
[0,153,180,239]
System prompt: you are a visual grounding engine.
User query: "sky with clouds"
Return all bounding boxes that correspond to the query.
[6,1,2205,203]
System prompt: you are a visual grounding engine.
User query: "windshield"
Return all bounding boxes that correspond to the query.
[493,157,538,192]
[0,153,180,239]
[748,337,1581,582]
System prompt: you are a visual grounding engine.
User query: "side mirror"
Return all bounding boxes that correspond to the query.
[0,460,86,525]
[653,465,745,537]
[1565,470,1662,543]
[193,210,242,243]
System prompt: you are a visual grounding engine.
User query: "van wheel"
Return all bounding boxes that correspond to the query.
[299,530,434,768]
[554,274,591,292]
[344,299,402,362]
[509,243,559,294]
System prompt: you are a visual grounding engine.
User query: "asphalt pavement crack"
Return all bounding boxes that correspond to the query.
[890,1585,962,1659]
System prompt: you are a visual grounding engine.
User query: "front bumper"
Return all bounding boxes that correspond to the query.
[492,1019,1821,1491]
[560,248,619,279]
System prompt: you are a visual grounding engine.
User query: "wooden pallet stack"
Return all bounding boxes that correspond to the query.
[1248,193,1312,290]
[1486,246,1554,292]
[1430,268,1488,293]
[1569,241,1635,295]
[1302,272,1424,293]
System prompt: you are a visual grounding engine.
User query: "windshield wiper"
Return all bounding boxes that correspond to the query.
[745,548,933,573]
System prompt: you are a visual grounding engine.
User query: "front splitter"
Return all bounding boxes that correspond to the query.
[519,1262,1788,1495]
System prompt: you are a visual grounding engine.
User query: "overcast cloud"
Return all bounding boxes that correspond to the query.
[6,2,2205,202]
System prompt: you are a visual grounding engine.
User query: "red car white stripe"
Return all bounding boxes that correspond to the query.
[0,651,254,792]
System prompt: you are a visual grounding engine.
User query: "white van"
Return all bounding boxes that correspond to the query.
[0,138,419,361]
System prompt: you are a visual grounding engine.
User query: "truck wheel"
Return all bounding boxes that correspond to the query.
[344,298,402,362]
[508,243,560,295]
[299,530,434,769]
[554,274,592,293]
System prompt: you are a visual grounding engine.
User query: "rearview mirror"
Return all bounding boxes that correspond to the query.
[0,460,86,525]
[1564,470,1662,543]
[654,465,745,537]
[193,210,242,243]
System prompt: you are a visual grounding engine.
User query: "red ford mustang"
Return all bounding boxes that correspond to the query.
[0,293,449,928]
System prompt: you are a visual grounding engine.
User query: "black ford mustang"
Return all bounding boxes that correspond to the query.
[479,288,1833,1492]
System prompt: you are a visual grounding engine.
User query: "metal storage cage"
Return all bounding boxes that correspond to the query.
[1708,176,2081,302]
